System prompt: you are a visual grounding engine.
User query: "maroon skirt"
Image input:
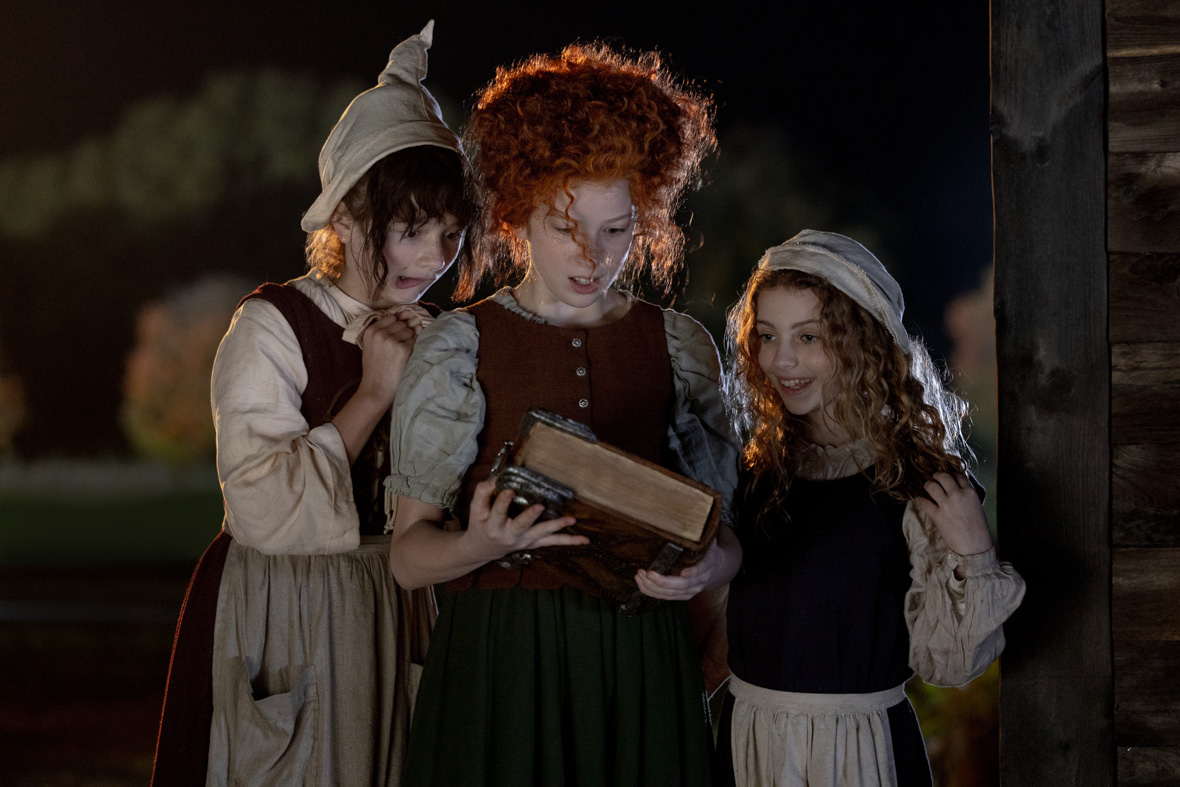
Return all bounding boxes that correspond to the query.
[150,530,231,787]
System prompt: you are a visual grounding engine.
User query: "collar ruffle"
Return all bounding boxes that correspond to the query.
[796,437,876,481]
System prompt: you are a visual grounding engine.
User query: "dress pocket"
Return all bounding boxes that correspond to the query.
[221,660,320,786]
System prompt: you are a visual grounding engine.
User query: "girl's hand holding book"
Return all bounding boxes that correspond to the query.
[460,479,586,564]
[633,526,741,601]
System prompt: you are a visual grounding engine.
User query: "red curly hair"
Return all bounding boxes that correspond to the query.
[456,43,716,301]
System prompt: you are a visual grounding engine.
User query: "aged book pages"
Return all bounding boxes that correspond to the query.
[494,410,722,612]
[515,420,715,542]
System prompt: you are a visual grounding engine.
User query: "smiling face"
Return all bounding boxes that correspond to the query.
[334,213,465,309]
[755,285,844,443]
[512,178,636,325]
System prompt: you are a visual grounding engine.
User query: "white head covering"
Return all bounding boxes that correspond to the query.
[301,20,461,231]
[757,229,911,353]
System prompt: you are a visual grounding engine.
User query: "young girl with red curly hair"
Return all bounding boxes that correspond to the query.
[386,44,740,786]
[717,230,1025,786]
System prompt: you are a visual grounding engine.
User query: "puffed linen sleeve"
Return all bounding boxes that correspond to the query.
[663,309,741,524]
[212,298,358,555]
[904,503,1026,686]
[386,310,484,512]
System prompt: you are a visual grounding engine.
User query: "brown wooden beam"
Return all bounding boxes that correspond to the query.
[1118,746,1180,786]
[1107,0,1180,57]
[1109,54,1180,152]
[1114,443,1180,546]
[992,0,1112,783]
[1110,253,1180,342]
[1109,152,1180,251]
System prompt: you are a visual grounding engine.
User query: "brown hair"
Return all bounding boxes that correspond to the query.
[456,43,715,301]
[726,267,971,526]
[305,145,473,297]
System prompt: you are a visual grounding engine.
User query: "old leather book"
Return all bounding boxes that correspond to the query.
[493,409,722,613]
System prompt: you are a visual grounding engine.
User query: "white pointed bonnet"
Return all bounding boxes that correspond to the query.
[758,230,912,353]
[301,20,462,231]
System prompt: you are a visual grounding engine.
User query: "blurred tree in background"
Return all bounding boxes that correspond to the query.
[947,265,998,462]
[0,67,472,460]
[0,70,362,458]
[121,275,251,463]
[0,71,361,238]
[0,66,1004,782]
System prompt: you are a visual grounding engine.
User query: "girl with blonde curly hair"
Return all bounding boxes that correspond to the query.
[716,230,1025,786]
[386,43,740,786]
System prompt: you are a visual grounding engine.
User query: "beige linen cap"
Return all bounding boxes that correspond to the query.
[758,229,912,353]
[301,20,462,231]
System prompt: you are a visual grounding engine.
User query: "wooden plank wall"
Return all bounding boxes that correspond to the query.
[1107,1,1180,784]
[993,0,1112,783]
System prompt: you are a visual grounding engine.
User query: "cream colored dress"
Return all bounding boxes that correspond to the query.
[204,273,428,786]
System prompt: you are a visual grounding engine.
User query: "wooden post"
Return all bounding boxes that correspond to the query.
[1107,1,1180,782]
[992,0,1112,784]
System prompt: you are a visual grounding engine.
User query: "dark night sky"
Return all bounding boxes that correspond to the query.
[0,1,992,454]
[2,0,991,297]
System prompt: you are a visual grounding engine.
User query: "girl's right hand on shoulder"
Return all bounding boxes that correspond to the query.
[459,479,585,563]
[357,313,417,408]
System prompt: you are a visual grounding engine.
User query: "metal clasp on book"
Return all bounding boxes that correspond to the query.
[490,441,514,477]
[498,550,533,569]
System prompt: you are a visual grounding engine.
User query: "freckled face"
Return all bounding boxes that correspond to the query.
[755,286,839,430]
[514,178,636,323]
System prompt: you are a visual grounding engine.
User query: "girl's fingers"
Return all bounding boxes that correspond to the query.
[933,472,960,491]
[469,480,501,517]
[522,516,576,539]
[913,495,937,518]
[635,570,700,600]
[923,479,948,502]
[528,531,589,548]
[489,489,521,523]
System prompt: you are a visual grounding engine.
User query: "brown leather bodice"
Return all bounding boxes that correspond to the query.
[452,295,674,590]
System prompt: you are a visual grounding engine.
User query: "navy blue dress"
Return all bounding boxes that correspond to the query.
[715,471,933,786]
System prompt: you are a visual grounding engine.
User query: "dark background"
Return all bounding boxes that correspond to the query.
[0,0,991,459]
[0,3,998,784]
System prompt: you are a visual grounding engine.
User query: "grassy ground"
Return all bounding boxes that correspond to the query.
[0,488,218,785]
[0,487,1000,785]
[0,489,223,565]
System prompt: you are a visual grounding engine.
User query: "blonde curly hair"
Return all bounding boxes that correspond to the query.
[726,267,972,521]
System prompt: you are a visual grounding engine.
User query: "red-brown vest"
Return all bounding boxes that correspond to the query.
[451,295,674,590]
[244,283,439,536]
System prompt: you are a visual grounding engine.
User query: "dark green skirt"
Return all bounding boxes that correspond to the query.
[404,586,714,787]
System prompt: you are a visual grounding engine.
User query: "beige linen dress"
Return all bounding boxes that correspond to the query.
[204,273,429,786]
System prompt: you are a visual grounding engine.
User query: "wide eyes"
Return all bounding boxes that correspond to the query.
[391,224,466,242]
